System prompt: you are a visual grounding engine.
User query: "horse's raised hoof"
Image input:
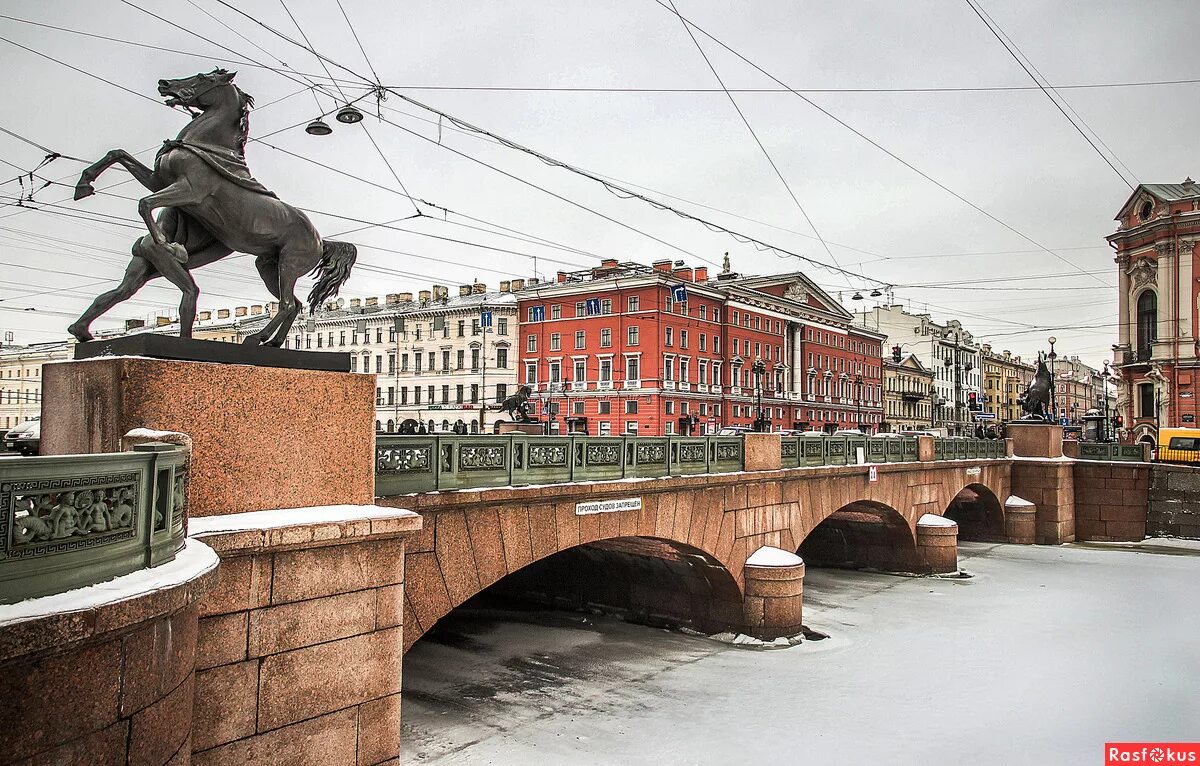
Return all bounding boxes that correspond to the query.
[67,322,94,343]
[73,183,95,201]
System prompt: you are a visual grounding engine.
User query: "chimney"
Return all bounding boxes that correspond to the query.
[267,301,279,314]
[366,297,379,307]
[418,290,430,303]
[601,258,618,269]
[510,278,525,291]
[250,304,263,315]
[557,271,567,283]
[528,277,540,287]
[400,292,413,302]
[197,311,211,322]
[386,294,402,306]
[432,284,448,300]
[694,267,708,281]
[672,266,694,282]
[652,259,673,273]
[472,283,486,295]
[350,298,361,309]
[125,318,146,331]
[235,306,247,317]
[156,315,172,327]
[459,285,472,297]
[218,309,230,319]
[500,280,511,293]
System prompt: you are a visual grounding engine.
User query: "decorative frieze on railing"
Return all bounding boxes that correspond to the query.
[1078,443,1147,462]
[1,443,188,604]
[933,438,1006,461]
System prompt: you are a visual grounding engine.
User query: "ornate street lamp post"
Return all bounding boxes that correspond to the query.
[752,358,768,432]
[1048,336,1059,421]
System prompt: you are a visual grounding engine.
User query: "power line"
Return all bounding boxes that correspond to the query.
[649,0,1113,289]
[366,79,1200,94]
[662,0,849,286]
[334,0,382,85]
[963,0,1135,190]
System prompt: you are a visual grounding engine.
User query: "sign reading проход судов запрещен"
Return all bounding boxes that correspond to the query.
[576,497,642,515]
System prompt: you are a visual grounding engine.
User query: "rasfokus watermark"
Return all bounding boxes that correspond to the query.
[1106,744,1200,764]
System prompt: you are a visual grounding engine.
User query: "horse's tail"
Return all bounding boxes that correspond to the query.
[307,239,357,311]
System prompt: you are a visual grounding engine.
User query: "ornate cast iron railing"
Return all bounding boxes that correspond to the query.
[0,443,188,604]
[932,438,1007,461]
[375,435,745,495]
[780,436,921,468]
[1077,443,1148,462]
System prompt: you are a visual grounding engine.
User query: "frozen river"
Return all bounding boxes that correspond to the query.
[401,539,1200,765]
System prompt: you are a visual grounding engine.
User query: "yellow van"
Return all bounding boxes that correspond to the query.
[1158,427,1200,463]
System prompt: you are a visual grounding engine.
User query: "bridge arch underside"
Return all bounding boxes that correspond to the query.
[945,483,1006,541]
[799,501,919,572]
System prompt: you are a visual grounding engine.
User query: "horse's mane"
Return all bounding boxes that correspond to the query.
[234,85,254,155]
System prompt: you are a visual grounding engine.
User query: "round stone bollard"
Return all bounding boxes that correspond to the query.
[742,546,805,640]
[1004,495,1037,544]
[916,514,959,574]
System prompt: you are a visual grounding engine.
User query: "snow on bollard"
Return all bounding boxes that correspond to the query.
[916,513,959,574]
[742,546,806,640]
[1004,495,1037,544]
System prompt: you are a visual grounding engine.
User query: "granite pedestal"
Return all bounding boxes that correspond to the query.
[41,356,375,518]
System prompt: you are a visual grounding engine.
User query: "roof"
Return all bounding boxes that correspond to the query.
[1114,178,1199,220]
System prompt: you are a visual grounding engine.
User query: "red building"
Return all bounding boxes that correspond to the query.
[517,258,884,435]
[1110,177,1200,445]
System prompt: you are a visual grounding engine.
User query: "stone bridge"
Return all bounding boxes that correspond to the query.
[382,454,1013,650]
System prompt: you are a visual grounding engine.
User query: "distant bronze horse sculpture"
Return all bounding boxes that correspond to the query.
[1018,354,1055,420]
[70,69,356,346]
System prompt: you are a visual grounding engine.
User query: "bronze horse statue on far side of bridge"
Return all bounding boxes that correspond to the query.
[69,69,356,347]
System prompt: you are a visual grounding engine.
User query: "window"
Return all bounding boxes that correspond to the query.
[456,385,464,403]
[576,301,587,317]
[470,385,479,403]
[699,334,706,352]
[625,355,640,382]
[414,386,422,404]
[388,355,396,375]
[362,354,370,373]
[599,358,613,382]
[457,350,465,369]
[601,328,612,348]
[527,335,537,353]
[628,296,640,312]
[549,361,561,383]
[628,327,639,345]
[442,385,450,404]
[497,318,508,335]
[680,330,688,349]
[665,327,674,346]
[663,356,674,381]
[625,400,639,414]
[699,306,707,320]
[496,347,508,368]
[1139,382,1156,419]
[350,356,358,372]
[551,304,562,320]
[665,400,675,415]
[401,353,409,372]
[441,350,450,370]
[575,330,586,349]
[679,358,689,383]
[457,320,465,337]
[427,352,434,371]
[496,383,507,402]
[625,421,638,434]
[1137,290,1157,359]
[574,359,586,383]
[550,333,561,351]
[599,401,612,414]
[601,299,612,315]
[339,331,346,346]
[713,336,720,353]
[472,319,481,336]
[376,328,383,343]
[471,347,481,371]
[525,361,538,385]
[573,400,585,415]
[599,421,612,435]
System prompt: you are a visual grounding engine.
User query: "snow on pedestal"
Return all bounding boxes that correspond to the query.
[746,546,804,567]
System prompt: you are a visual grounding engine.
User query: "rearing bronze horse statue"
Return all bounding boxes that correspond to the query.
[70,69,356,347]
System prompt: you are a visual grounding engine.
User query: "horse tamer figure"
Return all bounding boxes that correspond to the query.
[69,69,357,347]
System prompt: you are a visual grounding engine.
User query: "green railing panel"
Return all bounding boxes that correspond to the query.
[627,437,670,478]
[513,436,573,486]
[826,437,848,466]
[902,438,919,461]
[865,437,888,464]
[575,437,626,482]
[439,436,513,490]
[709,438,744,473]
[376,435,438,495]
[0,444,188,605]
[779,437,800,468]
[799,437,826,466]
[670,437,712,476]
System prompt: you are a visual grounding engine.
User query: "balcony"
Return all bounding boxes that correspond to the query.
[623,380,642,390]
[596,380,613,390]
[730,387,743,396]
[662,380,677,391]
[678,382,692,392]
[900,390,927,402]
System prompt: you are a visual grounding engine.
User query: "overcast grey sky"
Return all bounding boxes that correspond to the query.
[1,0,1196,368]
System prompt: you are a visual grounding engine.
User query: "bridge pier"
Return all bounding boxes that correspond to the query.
[1004,496,1037,544]
[915,514,960,574]
[741,547,806,640]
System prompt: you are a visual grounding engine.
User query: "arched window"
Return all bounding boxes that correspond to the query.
[1136,291,1157,360]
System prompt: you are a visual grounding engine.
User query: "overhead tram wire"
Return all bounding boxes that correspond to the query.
[334,0,382,85]
[663,0,853,287]
[276,0,351,103]
[366,79,1200,94]
[209,0,879,279]
[970,1,1139,186]
[651,0,1113,289]
[963,0,1135,190]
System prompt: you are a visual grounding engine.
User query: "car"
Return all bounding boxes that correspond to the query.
[900,430,938,438]
[716,426,751,436]
[830,429,865,437]
[4,418,40,456]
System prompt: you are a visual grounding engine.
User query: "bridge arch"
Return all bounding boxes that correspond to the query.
[798,500,919,572]
[400,494,750,653]
[944,483,1006,542]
